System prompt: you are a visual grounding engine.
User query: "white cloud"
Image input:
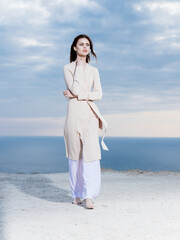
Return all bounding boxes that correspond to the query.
[16,37,53,48]
[1,0,179,120]
[0,0,50,25]
[134,1,180,15]
[133,1,180,27]
[144,27,180,54]
[132,2,180,54]
[0,0,102,26]
[171,42,180,49]
[103,89,180,114]
[25,55,53,64]
[2,54,57,71]
[153,34,177,42]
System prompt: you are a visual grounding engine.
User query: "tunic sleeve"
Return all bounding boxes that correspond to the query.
[63,65,103,101]
[77,67,103,101]
[63,65,84,97]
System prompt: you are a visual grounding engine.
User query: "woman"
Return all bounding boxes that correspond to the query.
[62,34,108,209]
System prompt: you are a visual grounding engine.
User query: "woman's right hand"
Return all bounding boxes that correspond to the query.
[63,90,76,99]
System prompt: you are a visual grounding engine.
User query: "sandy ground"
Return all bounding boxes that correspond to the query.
[0,169,180,240]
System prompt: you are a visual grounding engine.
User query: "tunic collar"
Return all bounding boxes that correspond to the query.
[65,61,91,75]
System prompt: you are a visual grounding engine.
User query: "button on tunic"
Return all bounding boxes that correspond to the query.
[63,61,109,163]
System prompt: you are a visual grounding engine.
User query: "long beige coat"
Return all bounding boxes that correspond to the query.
[63,61,109,162]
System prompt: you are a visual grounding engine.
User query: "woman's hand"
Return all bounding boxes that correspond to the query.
[63,90,76,99]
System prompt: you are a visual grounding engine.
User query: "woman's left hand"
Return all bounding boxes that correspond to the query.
[63,90,75,98]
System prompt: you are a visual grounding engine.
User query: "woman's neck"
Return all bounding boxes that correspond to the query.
[75,55,86,63]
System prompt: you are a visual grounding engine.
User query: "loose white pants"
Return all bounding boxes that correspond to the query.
[68,155,101,201]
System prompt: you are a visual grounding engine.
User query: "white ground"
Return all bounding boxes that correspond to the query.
[0,169,180,240]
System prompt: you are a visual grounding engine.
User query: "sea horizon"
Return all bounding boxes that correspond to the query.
[0,136,180,174]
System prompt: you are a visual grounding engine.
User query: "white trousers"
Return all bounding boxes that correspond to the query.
[68,156,101,201]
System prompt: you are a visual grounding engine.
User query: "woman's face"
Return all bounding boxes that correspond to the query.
[74,38,90,57]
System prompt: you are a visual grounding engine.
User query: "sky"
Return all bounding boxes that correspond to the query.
[0,0,180,137]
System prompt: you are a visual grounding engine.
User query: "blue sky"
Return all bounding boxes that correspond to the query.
[0,0,180,136]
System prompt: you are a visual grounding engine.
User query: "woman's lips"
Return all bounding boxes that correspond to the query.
[83,50,87,52]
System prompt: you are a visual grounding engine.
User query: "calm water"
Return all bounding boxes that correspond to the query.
[0,136,180,173]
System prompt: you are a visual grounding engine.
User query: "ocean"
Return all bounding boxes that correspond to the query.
[0,136,180,173]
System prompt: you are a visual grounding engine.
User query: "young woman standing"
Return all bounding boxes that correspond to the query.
[62,34,108,209]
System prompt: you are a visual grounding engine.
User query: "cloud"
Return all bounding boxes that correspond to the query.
[0,0,179,131]
[105,110,180,137]
[0,0,50,26]
[132,1,180,55]
[0,109,180,137]
[148,31,180,53]
[16,37,54,48]
[133,1,180,27]
[101,83,180,115]
[0,117,66,136]
[0,0,103,26]
[134,1,180,15]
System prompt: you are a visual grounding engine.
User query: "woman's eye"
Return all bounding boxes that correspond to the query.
[80,44,89,46]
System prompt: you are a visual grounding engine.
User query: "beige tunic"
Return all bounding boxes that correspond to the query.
[63,61,109,162]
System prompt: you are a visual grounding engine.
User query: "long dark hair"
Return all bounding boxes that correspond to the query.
[70,34,97,63]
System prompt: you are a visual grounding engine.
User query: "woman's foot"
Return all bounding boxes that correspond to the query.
[72,197,83,205]
[83,198,95,209]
